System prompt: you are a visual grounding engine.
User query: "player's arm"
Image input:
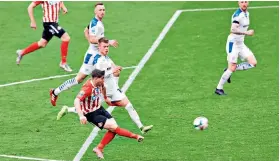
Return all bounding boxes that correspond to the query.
[101,86,112,106]
[230,15,254,36]
[84,26,90,42]
[74,89,89,124]
[60,2,68,14]
[87,23,101,44]
[87,24,119,47]
[111,60,122,77]
[230,23,254,36]
[27,1,41,29]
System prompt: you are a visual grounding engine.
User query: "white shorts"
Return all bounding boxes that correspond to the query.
[226,40,255,63]
[79,49,99,75]
[106,89,126,102]
[79,63,95,75]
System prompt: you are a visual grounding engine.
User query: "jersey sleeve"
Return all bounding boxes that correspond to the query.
[33,1,43,5]
[232,13,241,24]
[89,20,102,36]
[76,86,91,101]
[95,57,109,71]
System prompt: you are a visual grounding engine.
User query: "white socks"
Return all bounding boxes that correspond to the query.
[236,62,255,71]
[67,107,76,113]
[125,103,143,129]
[54,78,79,95]
[217,69,232,89]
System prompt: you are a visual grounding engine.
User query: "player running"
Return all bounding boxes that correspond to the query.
[16,1,72,72]
[75,69,144,159]
[55,37,153,134]
[215,1,257,95]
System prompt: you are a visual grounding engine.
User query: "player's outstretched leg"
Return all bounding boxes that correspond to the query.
[50,73,86,106]
[112,97,153,134]
[93,118,144,159]
[16,39,47,65]
[50,77,78,106]
[125,102,153,134]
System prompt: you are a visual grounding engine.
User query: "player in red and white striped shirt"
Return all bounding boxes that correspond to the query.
[16,1,72,72]
[75,69,144,159]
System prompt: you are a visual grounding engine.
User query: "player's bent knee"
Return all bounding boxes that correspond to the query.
[116,97,130,107]
[104,119,118,131]
[247,55,257,67]
[76,78,83,84]
[61,33,70,42]
[250,60,257,67]
[75,73,86,83]
[228,65,237,72]
[38,40,48,48]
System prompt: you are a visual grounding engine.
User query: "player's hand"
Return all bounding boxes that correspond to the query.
[80,116,87,124]
[104,97,112,106]
[109,40,119,48]
[115,66,122,71]
[246,29,254,36]
[30,21,37,30]
[62,7,68,14]
[113,66,122,77]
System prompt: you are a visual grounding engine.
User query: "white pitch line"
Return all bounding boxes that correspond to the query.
[0,154,64,161]
[0,66,137,88]
[73,9,183,161]
[180,5,278,12]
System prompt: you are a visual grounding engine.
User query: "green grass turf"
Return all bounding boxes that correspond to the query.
[0,1,278,161]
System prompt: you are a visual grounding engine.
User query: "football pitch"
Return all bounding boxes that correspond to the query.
[0,1,278,161]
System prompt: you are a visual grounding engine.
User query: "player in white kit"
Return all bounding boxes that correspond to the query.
[49,2,118,106]
[215,1,257,95]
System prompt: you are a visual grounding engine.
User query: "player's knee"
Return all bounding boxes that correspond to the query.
[228,65,237,72]
[38,40,48,48]
[61,33,70,42]
[75,75,85,83]
[104,119,118,131]
[250,60,257,67]
[76,78,83,84]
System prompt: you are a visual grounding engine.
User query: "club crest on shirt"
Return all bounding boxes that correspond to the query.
[48,1,60,5]
[98,122,103,127]
[79,91,85,97]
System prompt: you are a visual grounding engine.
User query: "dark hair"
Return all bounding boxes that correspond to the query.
[98,37,109,44]
[91,69,105,78]
[95,2,104,8]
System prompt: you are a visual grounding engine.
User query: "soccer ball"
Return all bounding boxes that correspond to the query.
[193,116,208,130]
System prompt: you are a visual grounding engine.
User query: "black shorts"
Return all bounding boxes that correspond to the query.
[85,106,112,129]
[42,22,66,42]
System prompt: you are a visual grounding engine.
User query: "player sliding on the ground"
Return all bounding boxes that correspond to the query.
[215,1,257,95]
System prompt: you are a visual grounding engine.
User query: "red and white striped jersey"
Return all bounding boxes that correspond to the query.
[76,80,103,115]
[34,1,62,23]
